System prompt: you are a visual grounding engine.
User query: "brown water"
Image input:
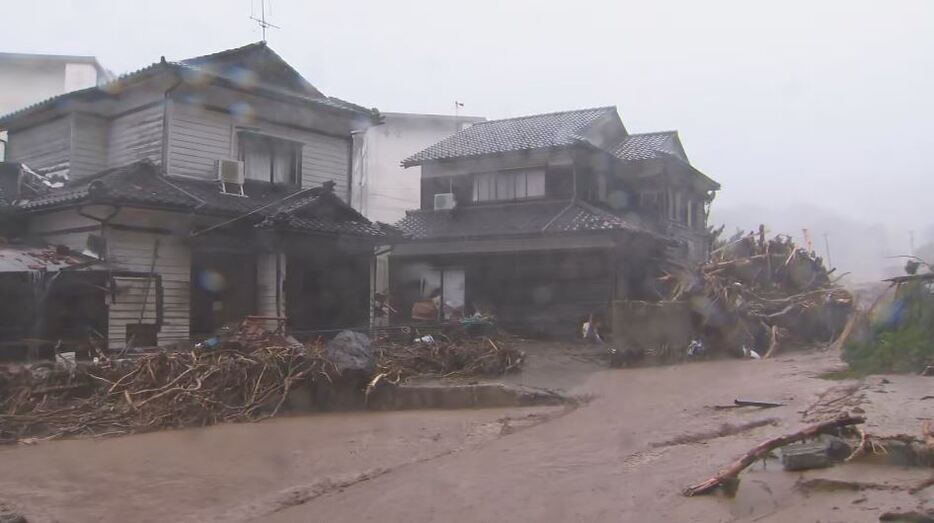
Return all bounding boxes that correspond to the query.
[2,347,931,522]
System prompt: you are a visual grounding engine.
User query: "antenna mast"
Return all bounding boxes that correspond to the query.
[250,0,280,42]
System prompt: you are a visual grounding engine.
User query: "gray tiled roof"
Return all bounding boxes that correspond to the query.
[0,44,377,125]
[395,200,650,241]
[13,161,387,238]
[401,107,617,166]
[612,131,685,161]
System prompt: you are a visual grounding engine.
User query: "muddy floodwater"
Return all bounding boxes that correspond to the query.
[2,345,931,522]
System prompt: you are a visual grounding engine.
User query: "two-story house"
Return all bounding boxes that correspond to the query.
[0,42,389,355]
[390,106,719,337]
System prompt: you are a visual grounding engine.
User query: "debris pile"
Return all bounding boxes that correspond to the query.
[372,336,524,384]
[1,325,527,441]
[1,342,335,441]
[665,228,853,357]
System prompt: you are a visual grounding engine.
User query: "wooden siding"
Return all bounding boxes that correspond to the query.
[7,116,71,178]
[104,228,190,349]
[301,132,349,197]
[107,103,164,168]
[109,276,160,346]
[256,252,285,327]
[167,101,351,200]
[167,102,232,179]
[70,113,108,179]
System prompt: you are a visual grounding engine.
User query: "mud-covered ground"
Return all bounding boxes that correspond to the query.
[1,343,931,522]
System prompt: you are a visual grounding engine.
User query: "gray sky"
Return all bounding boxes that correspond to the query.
[6,0,933,265]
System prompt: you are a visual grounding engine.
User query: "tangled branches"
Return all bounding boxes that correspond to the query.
[663,228,853,355]
[373,336,524,384]
[1,344,335,441]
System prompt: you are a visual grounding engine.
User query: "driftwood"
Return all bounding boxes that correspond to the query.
[683,414,865,497]
[734,399,785,409]
[713,399,785,410]
[763,325,780,358]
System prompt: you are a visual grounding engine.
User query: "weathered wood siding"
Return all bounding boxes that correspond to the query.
[104,228,190,349]
[256,252,285,327]
[301,132,350,196]
[7,116,71,178]
[69,113,109,179]
[107,103,164,168]
[167,101,351,200]
[166,102,232,179]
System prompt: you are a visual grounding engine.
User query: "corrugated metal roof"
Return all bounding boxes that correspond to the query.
[0,243,101,272]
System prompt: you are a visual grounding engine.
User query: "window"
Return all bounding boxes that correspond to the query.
[473,169,546,202]
[238,133,302,184]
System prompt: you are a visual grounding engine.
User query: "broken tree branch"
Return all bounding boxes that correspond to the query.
[682,414,865,497]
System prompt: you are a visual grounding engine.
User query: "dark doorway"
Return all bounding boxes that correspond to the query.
[190,251,258,336]
[286,249,370,334]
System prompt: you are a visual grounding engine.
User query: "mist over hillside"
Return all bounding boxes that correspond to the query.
[710,203,927,282]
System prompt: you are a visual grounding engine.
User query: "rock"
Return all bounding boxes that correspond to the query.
[821,434,853,461]
[325,331,375,375]
[781,435,852,471]
[781,441,831,471]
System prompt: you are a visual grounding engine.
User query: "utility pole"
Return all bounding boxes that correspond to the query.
[250,0,280,42]
[909,230,916,254]
[823,233,833,268]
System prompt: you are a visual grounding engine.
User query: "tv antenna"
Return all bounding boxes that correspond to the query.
[250,0,280,42]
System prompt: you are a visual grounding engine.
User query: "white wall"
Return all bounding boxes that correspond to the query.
[353,113,484,224]
[0,61,67,117]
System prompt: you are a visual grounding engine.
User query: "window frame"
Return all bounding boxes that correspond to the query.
[472,168,546,203]
[237,131,303,186]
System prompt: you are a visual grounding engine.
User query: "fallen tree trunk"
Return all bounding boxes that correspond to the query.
[682,414,865,497]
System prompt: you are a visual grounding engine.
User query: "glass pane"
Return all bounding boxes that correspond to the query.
[496,172,514,200]
[271,144,295,184]
[242,139,271,181]
[526,169,545,198]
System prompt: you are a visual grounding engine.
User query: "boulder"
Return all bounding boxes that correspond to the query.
[325,331,375,375]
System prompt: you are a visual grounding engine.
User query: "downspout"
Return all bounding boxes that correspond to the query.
[160,62,184,173]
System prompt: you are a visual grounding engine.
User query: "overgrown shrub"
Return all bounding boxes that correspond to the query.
[843,279,934,374]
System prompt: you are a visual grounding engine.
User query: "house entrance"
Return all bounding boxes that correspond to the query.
[190,251,257,336]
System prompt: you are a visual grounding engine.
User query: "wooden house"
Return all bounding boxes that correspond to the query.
[392,107,719,337]
[0,42,388,354]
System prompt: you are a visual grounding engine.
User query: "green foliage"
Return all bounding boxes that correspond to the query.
[843,281,934,374]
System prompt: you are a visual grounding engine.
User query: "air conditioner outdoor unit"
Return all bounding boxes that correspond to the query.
[434,192,456,210]
[216,159,245,196]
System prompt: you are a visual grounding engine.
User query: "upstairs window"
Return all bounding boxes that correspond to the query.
[238,133,302,185]
[473,169,545,202]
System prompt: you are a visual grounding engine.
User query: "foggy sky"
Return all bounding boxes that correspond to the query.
[5,0,933,270]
